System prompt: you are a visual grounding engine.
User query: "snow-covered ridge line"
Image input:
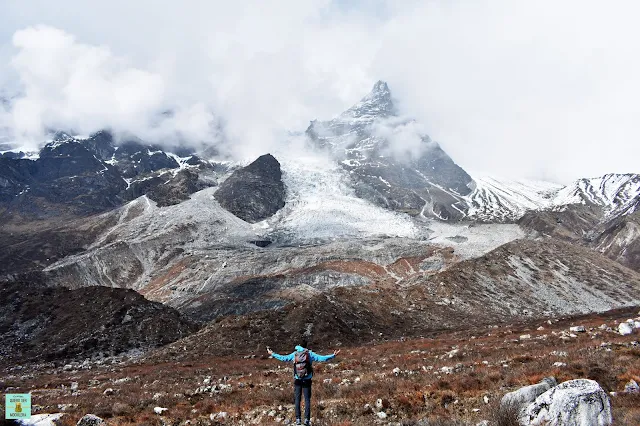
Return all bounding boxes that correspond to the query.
[466,173,640,222]
[465,176,563,222]
[553,173,640,212]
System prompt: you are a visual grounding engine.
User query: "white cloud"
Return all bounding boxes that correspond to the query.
[0,1,638,182]
[4,25,220,150]
[372,117,428,162]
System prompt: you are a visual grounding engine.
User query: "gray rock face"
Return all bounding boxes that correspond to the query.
[501,377,557,414]
[521,379,612,426]
[214,154,285,223]
[76,414,106,425]
[306,80,473,220]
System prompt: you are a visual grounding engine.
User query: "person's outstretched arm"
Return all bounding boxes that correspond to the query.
[310,349,340,362]
[267,346,295,362]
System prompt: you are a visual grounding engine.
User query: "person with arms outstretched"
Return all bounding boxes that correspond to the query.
[267,339,340,426]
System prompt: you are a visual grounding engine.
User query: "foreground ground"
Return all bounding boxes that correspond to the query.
[2,307,639,425]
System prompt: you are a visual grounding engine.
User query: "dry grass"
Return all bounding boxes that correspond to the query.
[2,308,639,425]
[488,399,520,426]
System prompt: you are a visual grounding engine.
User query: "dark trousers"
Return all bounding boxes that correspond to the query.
[294,379,312,421]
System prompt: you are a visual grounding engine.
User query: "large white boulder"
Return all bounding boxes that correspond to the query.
[521,379,612,426]
[618,322,634,335]
[501,377,557,413]
[18,414,64,426]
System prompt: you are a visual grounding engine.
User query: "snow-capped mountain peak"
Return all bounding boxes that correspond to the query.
[338,80,396,122]
[306,81,473,220]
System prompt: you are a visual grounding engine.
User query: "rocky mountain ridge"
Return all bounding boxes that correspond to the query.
[0,130,221,223]
[466,173,640,223]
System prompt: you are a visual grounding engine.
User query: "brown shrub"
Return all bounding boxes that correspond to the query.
[395,391,426,416]
[438,390,456,407]
[512,354,534,364]
[435,379,451,390]
[488,371,503,383]
[451,375,484,394]
[613,393,640,426]
[489,399,521,426]
[112,402,132,416]
[414,418,469,425]
[587,365,618,393]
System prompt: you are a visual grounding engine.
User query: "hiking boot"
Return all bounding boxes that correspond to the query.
[295,419,302,425]
[304,420,311,426]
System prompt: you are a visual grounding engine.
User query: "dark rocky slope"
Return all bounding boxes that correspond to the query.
[0,282,197,365]
[518,205,603,242]
[214,153,286,222]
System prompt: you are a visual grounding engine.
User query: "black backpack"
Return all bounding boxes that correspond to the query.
[294,349,312,378]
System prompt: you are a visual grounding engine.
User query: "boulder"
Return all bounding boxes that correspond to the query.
[500,377,557,413]
[521,379,611,426]
[76,414,105,426]
[214,154,286,223]
[154,407,168,415]
[624,379,639,393]
[18,413,64,425]
[618,322,634,335]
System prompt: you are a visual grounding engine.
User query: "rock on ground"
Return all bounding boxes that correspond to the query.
[76,414,105,426]
[500,377,557,413]
[521,379,612,426]
[154,406,168,414]
[17,413,64,426]
[618,322,634,335]
[625,379,639,393]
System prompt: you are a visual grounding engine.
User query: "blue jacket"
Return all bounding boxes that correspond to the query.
[270,345,335,380]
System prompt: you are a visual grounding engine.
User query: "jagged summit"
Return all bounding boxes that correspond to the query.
[339,80,396,121]
[305,80,473,220]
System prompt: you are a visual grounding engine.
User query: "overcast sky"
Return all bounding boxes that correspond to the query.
[0,0,638,183]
